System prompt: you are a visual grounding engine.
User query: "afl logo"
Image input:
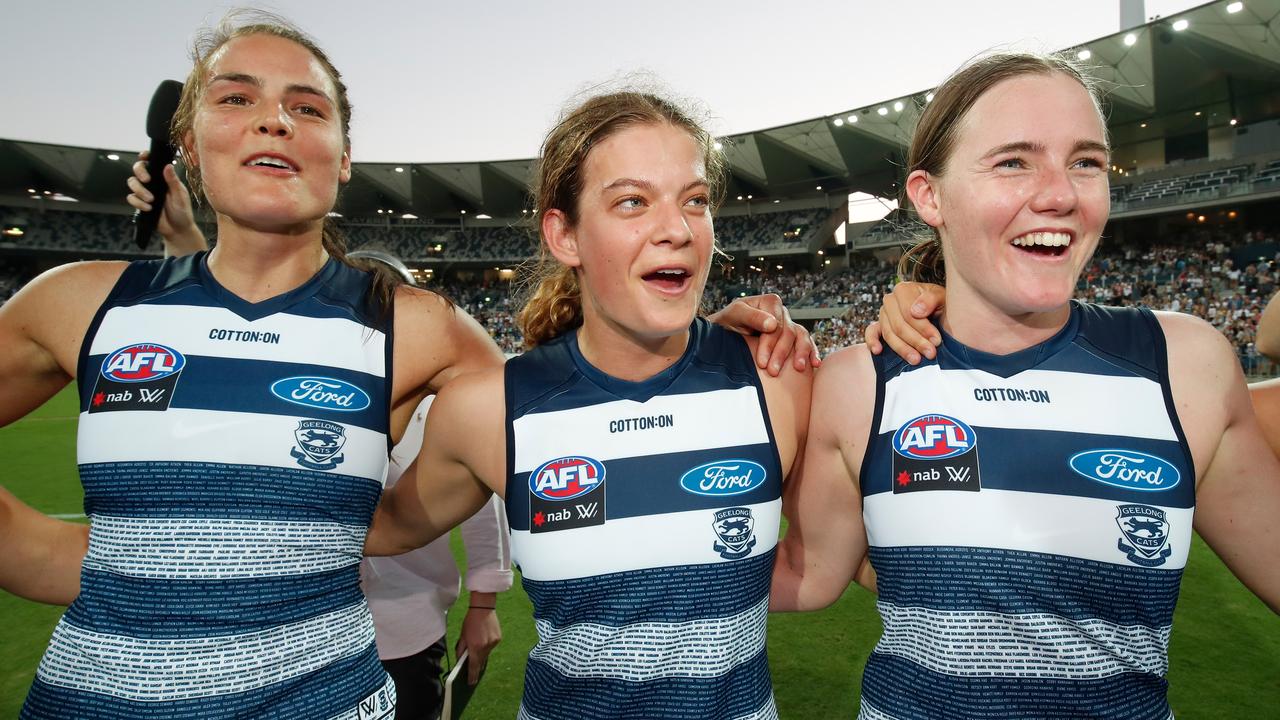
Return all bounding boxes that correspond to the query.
[530,456,605,502]
[271,377,371,412]
[893,414,976,460]
[1070,449,1180,491]
[680,460,767,496]
[100,343,186,383]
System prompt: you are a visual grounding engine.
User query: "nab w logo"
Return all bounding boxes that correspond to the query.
[100,343,186,383]
[530,457,606,501]
[893,414,977,460]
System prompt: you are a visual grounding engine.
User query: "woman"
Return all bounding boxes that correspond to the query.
[772,52,1280,719]
[367,91,811,719]
[0,13,813,718]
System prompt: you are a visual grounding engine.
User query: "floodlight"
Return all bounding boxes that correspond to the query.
[1123,33,1137,46]
[1172,19,1188,30]
[1077,49,1091,60]
[1227,2,1243,13]
[833,117,844,127]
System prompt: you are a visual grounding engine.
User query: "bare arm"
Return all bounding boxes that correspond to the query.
[389,287,507,444]
[455,495,512,683]
[0,261,124,601]
[1163,312,1280,613]
[0,487,88,604]
[771,345,875,611]
[366,368,506,557]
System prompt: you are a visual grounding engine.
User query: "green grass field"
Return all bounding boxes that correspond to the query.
[2,388,1276,717]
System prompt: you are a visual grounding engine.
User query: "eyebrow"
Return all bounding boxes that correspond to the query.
[601,178,709,194]
[208,73,333,103]
[982,139,1111,159]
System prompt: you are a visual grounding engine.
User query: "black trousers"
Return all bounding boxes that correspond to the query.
[381,638,448,720]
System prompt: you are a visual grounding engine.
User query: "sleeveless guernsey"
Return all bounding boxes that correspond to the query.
[859,302,1195,720]
[505,319,782,720]
[22,253,396,719]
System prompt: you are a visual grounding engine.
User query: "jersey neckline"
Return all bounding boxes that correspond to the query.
[197,251,341,322]
[565,319,703,402]
[937,300,1081,378]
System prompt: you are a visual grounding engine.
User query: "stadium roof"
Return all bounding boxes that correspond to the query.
[2,0,1277,220]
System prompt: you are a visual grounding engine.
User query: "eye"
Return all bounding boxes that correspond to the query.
[686,194,710,209]
[295,104,325,118]
[995,157,1026,169]
[218,94,250,106]
[617,196,645,210]
[1072,157,1106,170]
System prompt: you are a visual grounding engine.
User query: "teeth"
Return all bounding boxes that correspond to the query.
[655,269,685,276]
[1012,231,1071,248]
[249,157,293,170]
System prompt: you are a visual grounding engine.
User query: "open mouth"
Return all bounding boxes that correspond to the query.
[642,268,690,292]
[244,155,298,172]
[1011,231,1071,258]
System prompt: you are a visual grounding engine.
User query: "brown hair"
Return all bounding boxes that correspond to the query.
[171,10,402,319]
[898,52,1108,284]
[517,91,726,348]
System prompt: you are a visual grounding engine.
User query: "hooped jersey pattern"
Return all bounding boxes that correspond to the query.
[505,319,783,720]
[859,302,1194,720]
[22,253,396,720]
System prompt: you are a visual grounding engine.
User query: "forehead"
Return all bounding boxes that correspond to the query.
[205,33,335,94]
[583,122,706,187]
[955,72,1105,154]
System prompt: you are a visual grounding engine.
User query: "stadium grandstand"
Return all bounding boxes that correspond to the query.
[2,0,1280,369]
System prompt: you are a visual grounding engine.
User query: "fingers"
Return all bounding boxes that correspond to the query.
[132,157,151,186]
[762,322,797,376]
[467,646,490,685]
[125,175,154,206]
[864,321,884,355]
[911,283,946,319]
[875,297,932,365]
[789,324,819,372]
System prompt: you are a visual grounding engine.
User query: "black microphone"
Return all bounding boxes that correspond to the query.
[133,80,184,250]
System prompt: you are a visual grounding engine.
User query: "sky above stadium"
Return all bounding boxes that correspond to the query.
[2,0,1206,163]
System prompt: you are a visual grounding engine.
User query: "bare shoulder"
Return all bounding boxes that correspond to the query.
[429,364,508,493]
[1154,310,1240,394]
[1,261,128,368]
[390,285,505,436]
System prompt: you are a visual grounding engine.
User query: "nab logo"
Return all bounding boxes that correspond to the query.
[530,456,606,501]
[893,414,976,460]
[100,343,186,383]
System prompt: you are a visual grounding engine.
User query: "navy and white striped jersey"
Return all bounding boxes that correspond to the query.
[505,319,783,720]
[22,253,396,719]
[859,302,1195,720]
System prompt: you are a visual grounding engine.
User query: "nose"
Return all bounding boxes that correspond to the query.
[654,199,694,247]
[257,104,294,138]
[1028,164,1078,215]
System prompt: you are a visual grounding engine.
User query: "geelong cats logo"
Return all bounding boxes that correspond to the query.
[291,419,347,470]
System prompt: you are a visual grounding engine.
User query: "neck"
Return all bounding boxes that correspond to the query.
[939,283,1071,355]
[206,216,330,303]
[576,311,690,383]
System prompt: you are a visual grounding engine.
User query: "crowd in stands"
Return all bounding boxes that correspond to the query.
[809,226,1280,375]
[3,202,1279,375]
[713,207,826,251]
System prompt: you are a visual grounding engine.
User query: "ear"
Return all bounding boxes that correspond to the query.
[338,148,352,184]
[906,169,943,229]
[542,208,582,268]
[182,131,199,168]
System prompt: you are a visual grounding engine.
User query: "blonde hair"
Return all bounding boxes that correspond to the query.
[517,91,726,348]
[898,51,1107,284]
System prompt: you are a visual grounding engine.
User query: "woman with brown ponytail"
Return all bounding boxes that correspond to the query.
[368,91,812,719]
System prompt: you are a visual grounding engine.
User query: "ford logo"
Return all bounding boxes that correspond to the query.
[1069,449,1180,492]
[271,376,371,412]
[680,459,767,496]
